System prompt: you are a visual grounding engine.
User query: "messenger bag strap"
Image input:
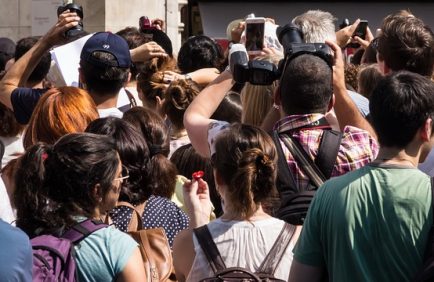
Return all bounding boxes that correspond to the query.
[257,223,296,275]
[272,130,299,194]
[117,201,147,232]
[193,225,226,273]
[314,130,343,179]
[62,219,108,244]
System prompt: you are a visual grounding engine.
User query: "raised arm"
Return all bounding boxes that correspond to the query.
[325,40,377,139]
[184,70,234,157]
[0,11,80,110]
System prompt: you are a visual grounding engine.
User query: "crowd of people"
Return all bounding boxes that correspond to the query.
[0,6,433,282]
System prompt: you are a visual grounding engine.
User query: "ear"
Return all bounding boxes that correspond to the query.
[214,169,225,187]
[92,183,103,202]
[78,68,87,89]
[327,94,335,112]
[124,71,132,86]
[274,85,282,106]
[420,118,433,142]
[376,53,390,75]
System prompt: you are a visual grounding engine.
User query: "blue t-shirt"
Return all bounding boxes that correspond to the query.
[0,219,33,282]
[10,87,48,124]
[74,224,138,282]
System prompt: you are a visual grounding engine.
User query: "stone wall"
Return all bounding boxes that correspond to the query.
[0,0,186,53]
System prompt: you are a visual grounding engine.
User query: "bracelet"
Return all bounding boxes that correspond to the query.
[184,73,192,81]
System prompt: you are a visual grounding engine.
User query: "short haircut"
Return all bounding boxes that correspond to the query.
[292,10,337,43]
[370,71,434,148]
[15,36,51,83]
[79,51,129,96]
[280,54,333,115]
[177,35,224,73]
[357,64,383,100]
[377,14,434,76]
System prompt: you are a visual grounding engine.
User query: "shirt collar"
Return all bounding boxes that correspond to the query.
[274,113,326,133]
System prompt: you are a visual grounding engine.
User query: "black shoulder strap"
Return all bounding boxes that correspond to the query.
[0,139,4,167]
[280,135,326,188]
[279,129,342,189]
[315,130,343,179]
[193,225,226,273]
[124,88,138,108]
[258,223,296,275]
[272,130,298,193]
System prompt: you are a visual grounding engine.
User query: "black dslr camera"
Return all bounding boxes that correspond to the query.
[232,22,333,85]
[57,3,84,38]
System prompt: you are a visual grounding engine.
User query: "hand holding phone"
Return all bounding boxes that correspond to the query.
[245,17,265,55]
[348,20,368,48]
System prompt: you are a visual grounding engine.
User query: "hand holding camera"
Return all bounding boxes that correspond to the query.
[57,3,84,38]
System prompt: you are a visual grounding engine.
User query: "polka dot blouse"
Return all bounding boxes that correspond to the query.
[110,195,189,247]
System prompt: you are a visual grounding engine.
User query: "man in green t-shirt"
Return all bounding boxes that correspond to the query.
[289,71,434,282]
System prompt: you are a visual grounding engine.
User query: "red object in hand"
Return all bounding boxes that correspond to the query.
[192,170,204,180]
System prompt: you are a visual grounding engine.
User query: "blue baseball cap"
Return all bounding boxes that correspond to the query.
[80,32,131,68]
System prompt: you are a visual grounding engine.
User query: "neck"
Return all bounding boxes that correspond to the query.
[220,204,271,221]
[374,147,419,167]
[90,92,118,109]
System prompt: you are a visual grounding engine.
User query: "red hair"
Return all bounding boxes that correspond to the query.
[23,86,99,149]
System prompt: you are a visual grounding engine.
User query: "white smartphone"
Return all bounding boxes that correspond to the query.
[245,17,266,55]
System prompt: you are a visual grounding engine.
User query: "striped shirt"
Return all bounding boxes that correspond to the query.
[274,114,378,190]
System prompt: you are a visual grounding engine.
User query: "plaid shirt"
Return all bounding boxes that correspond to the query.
[274,114,378,190]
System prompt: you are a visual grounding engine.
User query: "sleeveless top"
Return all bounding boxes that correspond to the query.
[187,217,294,281]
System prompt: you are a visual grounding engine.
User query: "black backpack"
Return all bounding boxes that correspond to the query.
[193,223,295,282]
[272,126,342,225]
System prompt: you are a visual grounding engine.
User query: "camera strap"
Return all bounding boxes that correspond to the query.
[273,117,343,192]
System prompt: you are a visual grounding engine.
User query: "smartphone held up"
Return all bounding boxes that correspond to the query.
[245,17,266,55]
[348,20,368,48]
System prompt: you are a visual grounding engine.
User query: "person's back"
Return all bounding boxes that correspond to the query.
[0,219,32,281]
[297,164,430,281]
[290,71,434,282]
[276,53,377,190]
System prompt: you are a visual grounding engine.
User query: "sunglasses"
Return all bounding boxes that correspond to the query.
[114,165,130,183]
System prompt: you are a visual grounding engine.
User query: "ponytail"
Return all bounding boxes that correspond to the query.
[14,143,54,236]
[229,148,276,219]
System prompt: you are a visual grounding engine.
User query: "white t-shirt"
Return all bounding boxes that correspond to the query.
[187,217,294,281]
[0,135,24,169]
[0,176,15,225]
[98,107,123,118]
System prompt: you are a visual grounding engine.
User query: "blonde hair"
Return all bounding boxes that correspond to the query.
[241,54,280,126]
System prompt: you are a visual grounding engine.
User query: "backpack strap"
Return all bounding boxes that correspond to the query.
[193,225,226,273]
[272,130,298,194]
[314,130,343,179]
[61,219,108,244]
[257,223,296,275]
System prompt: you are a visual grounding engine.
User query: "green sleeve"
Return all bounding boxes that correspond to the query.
[293,185,326,267]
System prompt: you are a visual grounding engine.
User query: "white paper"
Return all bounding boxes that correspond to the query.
[50,33,93,87]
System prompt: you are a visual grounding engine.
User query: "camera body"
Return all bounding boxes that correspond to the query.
[232,22,333,85]
[139,16,157,32]
[57,3,84,38]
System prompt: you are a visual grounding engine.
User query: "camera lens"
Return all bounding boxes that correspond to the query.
[276,23,303,55]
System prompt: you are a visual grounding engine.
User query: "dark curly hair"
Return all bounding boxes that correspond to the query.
[14,133,119,237]
[162,79,201,130]
[177,35,225,73]
[123,107,178,198]
[85,117,153,205]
